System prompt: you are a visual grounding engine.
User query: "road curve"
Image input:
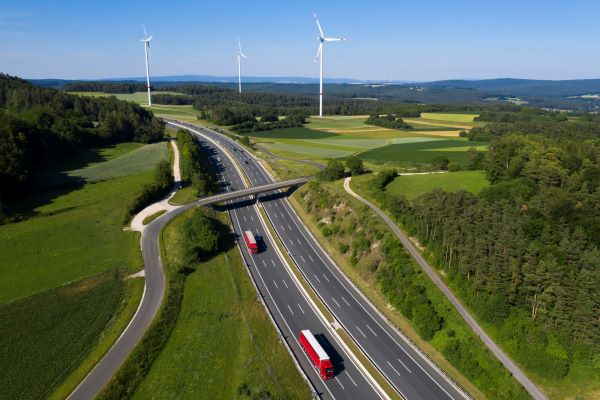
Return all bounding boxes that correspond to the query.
[343,177,548,400]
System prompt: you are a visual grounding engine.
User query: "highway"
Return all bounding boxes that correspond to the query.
[167,120,469,400]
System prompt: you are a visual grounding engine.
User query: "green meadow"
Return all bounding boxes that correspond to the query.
[385,171,490,199]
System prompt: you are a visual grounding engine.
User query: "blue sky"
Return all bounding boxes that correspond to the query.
[1,0,599,81]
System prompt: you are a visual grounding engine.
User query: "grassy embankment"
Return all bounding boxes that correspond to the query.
[131,209,311,399]
[290,179,529,400]
[0,142,168,399]
[383,171,490,199]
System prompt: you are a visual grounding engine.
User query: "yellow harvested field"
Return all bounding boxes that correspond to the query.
[404,119,473,130]
[413,130,462,137]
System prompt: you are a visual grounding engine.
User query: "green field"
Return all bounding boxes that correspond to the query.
[358,139,488,164]
[420,113,479,123]
[133,210,310,400]
[0,143,168,304]
[0,272,123,399]
[68,91,187,105]
[384,171,490,199]
[36,142,168,187]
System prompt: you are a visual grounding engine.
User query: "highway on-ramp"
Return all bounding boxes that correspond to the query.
[167,120,470,400]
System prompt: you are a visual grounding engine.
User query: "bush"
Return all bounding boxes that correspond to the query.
[369,169,397,191]
[123,159,173,223]
[346,156,364,176]
[448,162,461,172]
[431,155,450,170]
[459,130,468,137]
[182,209,221,263]
[412,303,443,340]
[317,160,345,181]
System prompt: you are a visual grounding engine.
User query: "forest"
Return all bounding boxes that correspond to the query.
[373,127,600,380]
[0,74,165,214]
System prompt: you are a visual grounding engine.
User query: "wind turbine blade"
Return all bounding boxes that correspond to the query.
[240,52,248,59]
[238,38,242,53]
[313,13,324,38]
[313,43,322,63]
[324,37,346,42]
[143,25,148,39]
[147,35,153,41]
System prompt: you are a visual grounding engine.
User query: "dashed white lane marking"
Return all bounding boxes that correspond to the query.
[308,255,314,262]
[273,280,279,289]
[300,255,306,263]
[322,273,330,282]
[341,296,350,306]
[356,325,367,338]
[262,260,267,268]
[346,371,358,387]
[250,215,254,221]
[297,303,305,314]
[387,361,402,377]
[332,298,341,308]
[288,224,292,231]
[366,325,378,337]
[271,259,276,267]
[282,279,289,288]
[398,358,412,374]
[280,212,284,218]
[243,215,247,222]
[296,238,302,245]
[335,377,345,389]
[287,304,295,316]
[313,274,321,283]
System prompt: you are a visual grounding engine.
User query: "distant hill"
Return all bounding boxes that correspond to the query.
[27,75,600,110]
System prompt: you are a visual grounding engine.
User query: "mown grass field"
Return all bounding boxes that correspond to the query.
[133,210,310,400]
[0,142,168,303]
[384,171,490,199]
[0,272,124,400]
[68,91,187,105]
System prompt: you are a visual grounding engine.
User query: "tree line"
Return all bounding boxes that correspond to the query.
[371,131,600,380]
[62,81,148,93]
[0,74,165,213]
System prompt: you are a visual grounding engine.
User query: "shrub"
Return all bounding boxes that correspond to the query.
[431,155,450,170]
[317,160,345,181]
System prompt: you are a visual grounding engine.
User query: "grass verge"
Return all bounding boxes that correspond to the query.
[132,210,311,399]
[142,210,167,225]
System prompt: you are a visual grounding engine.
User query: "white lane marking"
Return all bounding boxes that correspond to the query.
[297,303,305,314]
[288,224,292,231]
[273,280,279,289]
[322,273,330,282]
[335,377,345,389]
[341,296,350,306]
[243,215,247,222]
[296,238,302,245]
[332,297,341,308]
[300,255,306,263]
[273,212,277,218]
[398,358,413,374]
[346,371,358,387]
[271,259,276,267]
[313,274,321,284]
[308,254,314,262]
[262,260,267,268]
[287,304,295,316]
[280,212,284,218]
[280,224,285,231]
[356,325,367,338]
[250,215,254,222]
[387,361,402,377]
[366,325,378,337]
[282,279,289,288]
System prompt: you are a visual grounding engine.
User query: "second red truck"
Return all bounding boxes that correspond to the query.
[299,329,334,380]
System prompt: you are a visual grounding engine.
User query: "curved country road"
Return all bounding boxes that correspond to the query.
[343,177,547,400]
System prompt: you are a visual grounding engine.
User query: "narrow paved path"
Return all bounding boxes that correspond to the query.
[343,177,547,400]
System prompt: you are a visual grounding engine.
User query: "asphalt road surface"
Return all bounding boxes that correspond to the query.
[167,120,469,400]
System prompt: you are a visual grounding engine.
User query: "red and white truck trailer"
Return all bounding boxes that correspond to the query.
[243,230,258,254]
[299,329,334,380]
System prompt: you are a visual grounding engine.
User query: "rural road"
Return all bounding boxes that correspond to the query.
[343,177,548,400]
[168,120,470,400]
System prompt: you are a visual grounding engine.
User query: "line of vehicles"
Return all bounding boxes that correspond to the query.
[243,230,334,380]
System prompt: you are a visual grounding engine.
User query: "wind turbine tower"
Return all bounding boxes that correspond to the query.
[237,39,248,93]
[313,13,346,117]
[141,26,153,107]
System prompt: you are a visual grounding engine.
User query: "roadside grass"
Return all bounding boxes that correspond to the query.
[133,209,311,400]
[290,181,528,400]
[36,142,169,187]
[382,171,490,199]
[169,187,198,204]
[142,210,167,225]
[0,272,125,400]
[264,158,322,180]
[358,139,489,164]
[49,277,144,400]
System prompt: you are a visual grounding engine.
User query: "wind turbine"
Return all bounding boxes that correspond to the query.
[237,39,248,93]
[313,13,346,117]
[141,25,153,107]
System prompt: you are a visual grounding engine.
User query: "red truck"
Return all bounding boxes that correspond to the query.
[243,230,258,254]
[299,330,334,380]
